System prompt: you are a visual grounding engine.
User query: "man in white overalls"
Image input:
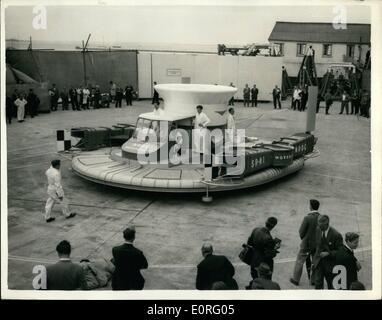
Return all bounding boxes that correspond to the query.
[194,105,210,155]
[44,160,76,223]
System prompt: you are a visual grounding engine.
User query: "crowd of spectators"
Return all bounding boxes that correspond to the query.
[42,199,364,291]
[5,81,137,125]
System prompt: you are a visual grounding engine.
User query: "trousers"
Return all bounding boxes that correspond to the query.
[292,248,314,283]
[44,191,71,220]
[313,260,334,289]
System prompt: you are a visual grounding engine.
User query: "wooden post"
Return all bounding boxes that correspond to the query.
[306,86,318,133]
[82,33,91,86]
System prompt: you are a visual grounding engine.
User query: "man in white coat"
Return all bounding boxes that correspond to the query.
[194,105,210,154]
[44,160,76,223]
[14,94,27,122]
[82,87,90,109]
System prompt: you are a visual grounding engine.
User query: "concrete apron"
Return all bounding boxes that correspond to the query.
[6,99,371,290]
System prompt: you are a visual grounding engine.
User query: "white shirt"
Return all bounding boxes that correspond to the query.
[344,243,354,253]
[293,89,302,100]
[110,83,117,95]
[194,112,210,129]
[14,98,27,108]
[46,166,64,198]
[227,113,235,130]
[82,88,90,103]
[322,228,329,239]
[83,88,90,97]
[59,258,71,261]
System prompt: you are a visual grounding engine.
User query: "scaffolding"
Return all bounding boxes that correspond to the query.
[297,54,318,87]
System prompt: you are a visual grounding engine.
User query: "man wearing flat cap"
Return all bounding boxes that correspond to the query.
[334,232,361,290]
[312,215,343,289]
[44,159,76,223]
[247,217,280,280]
[111,226,148,290]
[196,243,238,290]
[250,263,280,290]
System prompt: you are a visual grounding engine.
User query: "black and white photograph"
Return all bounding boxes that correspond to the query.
[1,0,381,301]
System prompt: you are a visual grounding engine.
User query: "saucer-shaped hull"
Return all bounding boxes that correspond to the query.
[71,152,304,193]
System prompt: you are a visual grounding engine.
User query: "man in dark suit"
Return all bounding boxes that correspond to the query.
[312,215,343,289]
[196,244,238,290]
[115,87,123,108]
[152,81,160,105]
[228,82,235,106]
[272,85,281,109]
[27,89,40,118]
[290,199,320,286]
[69,86,78,110]
[251,84,259,107]
[6,96,13,124]
[250,263,281,290]
[125,85,133,106]
[324,91,333,115]
[247,217,280,280]
[112,226,148,290]
[46,240,87,290]
[333,232,361,290]
[49,83,59,111]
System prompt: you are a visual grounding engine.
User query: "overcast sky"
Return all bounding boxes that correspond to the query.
[5,5,371,45]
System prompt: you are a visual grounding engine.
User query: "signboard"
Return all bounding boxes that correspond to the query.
[167,69,182,76]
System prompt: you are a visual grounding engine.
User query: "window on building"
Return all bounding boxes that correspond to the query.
[346,45,354,57]
[297,43,306,56]
[273,43,284,56]
[323,44,332,57]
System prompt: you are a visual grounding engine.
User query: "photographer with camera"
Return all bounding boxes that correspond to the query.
[246,217,281,282]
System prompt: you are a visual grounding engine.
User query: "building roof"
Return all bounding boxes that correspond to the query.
[268,22,370,44]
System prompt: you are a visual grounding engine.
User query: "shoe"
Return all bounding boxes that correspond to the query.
[289,278,299,286]
[46,217,55,223]
[66,213,77,219]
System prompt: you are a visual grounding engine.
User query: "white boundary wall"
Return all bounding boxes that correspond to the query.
[138,52,283,101]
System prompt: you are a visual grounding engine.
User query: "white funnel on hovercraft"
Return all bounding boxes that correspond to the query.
[154,84,237,127]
